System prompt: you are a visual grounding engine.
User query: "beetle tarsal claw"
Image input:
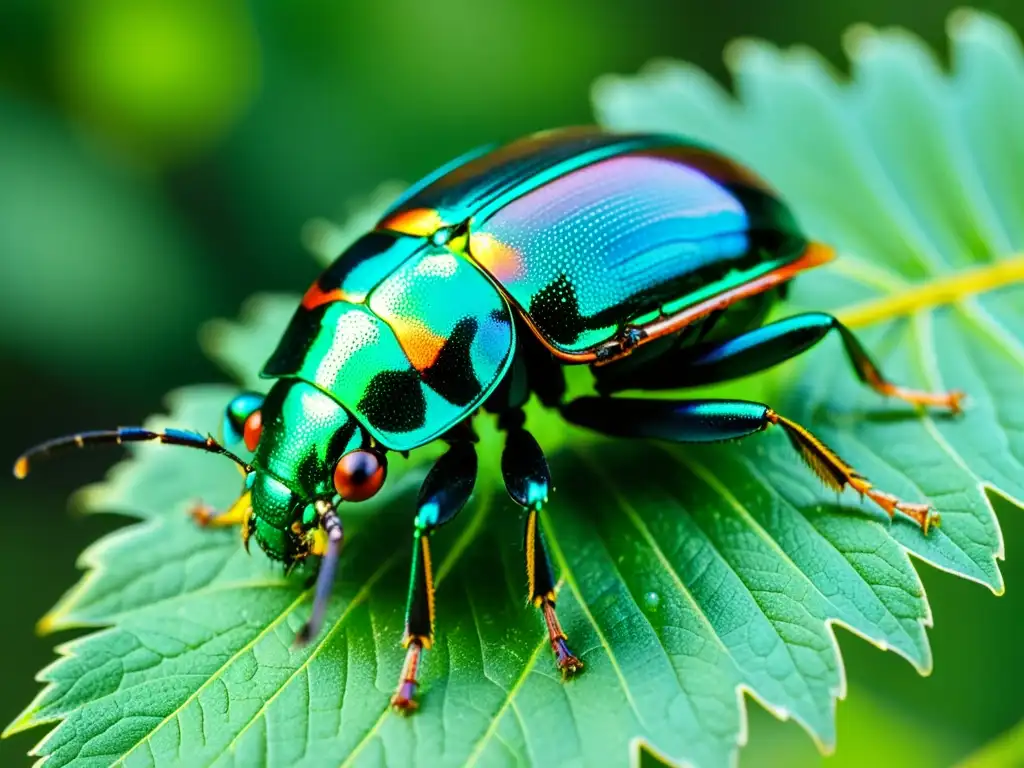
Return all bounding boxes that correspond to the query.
[541,600,583,678]
[390,640,424,713]
[190,502,215,527]
[851,481,939,533]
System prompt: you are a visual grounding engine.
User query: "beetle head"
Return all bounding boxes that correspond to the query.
[228,380,388,563]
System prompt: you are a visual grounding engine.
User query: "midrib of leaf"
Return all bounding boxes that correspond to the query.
[836,253,1024,328]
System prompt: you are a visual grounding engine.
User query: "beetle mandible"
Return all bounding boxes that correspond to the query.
[15,128,963,711]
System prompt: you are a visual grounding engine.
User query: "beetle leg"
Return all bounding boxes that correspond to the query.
[501,417,583,677]
[191,491,254,550]
[595,312,964,413]
[391,442,477,714]
[562,396,940,534]
[190,490,251,527]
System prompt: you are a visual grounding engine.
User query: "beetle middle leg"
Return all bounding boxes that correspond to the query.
[562,396,940,533]
[390,441,478,713]
[595,312,963,413]
[500,411,583,678]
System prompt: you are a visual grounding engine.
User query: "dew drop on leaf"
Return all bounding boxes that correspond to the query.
[643,591,661,612]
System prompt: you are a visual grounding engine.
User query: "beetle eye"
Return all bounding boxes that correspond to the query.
[223,391,265,446]
[333,449,387,502]
[243,410,263,452]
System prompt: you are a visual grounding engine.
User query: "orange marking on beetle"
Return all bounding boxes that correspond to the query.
[469,232,526,281]
[380,207,446,237]
[13,456,28,479]
[301,283,352,310]
[387,314,449,371]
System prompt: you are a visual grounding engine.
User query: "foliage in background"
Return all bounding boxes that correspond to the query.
[5,9,1024,768]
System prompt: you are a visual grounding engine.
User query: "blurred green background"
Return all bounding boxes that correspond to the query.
[2,1,1022,765]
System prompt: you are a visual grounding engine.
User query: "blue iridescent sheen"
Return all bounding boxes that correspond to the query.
[470,153,762,352]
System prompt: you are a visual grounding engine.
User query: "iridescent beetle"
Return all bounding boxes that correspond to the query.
[15,128,963,711]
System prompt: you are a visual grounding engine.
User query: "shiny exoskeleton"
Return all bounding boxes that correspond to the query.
[15,127,963,712]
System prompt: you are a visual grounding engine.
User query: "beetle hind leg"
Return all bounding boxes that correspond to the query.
[502,418,583,678]
[595,312,964,413]
[562,396,939,534]
[766,410,939,532]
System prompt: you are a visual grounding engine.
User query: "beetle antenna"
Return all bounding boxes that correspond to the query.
[13,427,253,479]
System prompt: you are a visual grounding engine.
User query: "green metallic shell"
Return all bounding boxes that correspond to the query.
[380,128,663,228]
[264,128,810,455]
[379,128,806,357]
[264,247,515,452]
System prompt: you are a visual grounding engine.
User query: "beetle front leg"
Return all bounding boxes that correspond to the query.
[595,312,964,413]
[391,441,478,713]
[190,490,254,549]
[500,415,583,677]
[563,396,940,533]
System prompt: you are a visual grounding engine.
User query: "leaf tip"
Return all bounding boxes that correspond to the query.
[946,6,1009,40]
[630,737,684,768]
[2,709,37,740]
[36,609,64,637]
[841,22,880,58]
[723,36,768,72]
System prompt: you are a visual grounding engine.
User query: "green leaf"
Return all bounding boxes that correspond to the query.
[8,10,1024,767]
[957,718,1024,767]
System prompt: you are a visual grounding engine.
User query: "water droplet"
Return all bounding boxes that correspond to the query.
[643,591,660,612]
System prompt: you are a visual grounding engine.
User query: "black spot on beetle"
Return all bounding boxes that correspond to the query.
[262,306,328,376]
[528,275,586,346]
[357,369,427,433]
[422,318,482,407]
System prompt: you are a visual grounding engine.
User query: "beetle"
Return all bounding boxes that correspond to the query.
[15,127,963,712]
